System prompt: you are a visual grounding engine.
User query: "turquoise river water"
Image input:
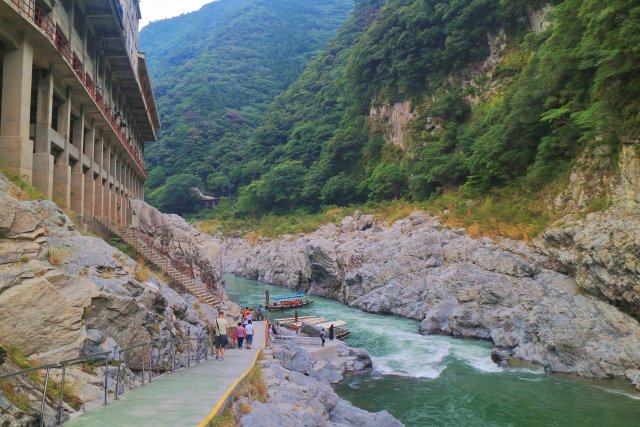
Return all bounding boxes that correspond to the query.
[224,275,640,426]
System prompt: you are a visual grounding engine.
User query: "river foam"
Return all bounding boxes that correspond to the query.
[226,275,640,427]
[370,329,504,379]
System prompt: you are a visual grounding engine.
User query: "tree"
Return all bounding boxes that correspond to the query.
[320,173,361,205]
[152,174,203,214]
[366,163,407,201]
[207,173,232,197]
[257,160,306,213]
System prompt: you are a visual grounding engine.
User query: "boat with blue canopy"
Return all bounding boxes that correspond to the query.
[266,293,313,311]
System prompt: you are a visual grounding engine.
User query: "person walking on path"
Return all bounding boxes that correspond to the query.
[231,326,238,349]
[214,311,229,360]
[329,324,335,341]
[236,322,246,349]
[320,328,326,347]
[245,319,254,349]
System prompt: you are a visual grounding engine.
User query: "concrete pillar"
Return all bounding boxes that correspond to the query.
[117,159,124,225]
[0,39,34,178]
[53,92,72,209]
[102,142,110,220]
[111,153,117,223]
[122,165,128,226]
[83,124,95,217]
[105,144,112,221]
[33,69,54,198]
[94,133,104,218]
[70,108,85,215]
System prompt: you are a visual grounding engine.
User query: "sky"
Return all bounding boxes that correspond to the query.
[139,0,214,28]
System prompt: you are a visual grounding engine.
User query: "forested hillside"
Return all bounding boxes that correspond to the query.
[140,0,353,212]
[229,0,639,217]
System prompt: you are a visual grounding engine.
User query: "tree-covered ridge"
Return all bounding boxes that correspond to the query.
[140,0,353,213]
[232,0,640,216]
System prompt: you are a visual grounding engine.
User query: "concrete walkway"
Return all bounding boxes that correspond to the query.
[65,322,266,427]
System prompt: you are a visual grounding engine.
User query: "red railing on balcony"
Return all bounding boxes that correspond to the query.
[9,0,148,178]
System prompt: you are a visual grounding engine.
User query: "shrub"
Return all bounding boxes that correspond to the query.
[133,261,152,282]
[6,345,32,370]
[0,381,30,411]
[0,169,45,201]
[46,245,69,266]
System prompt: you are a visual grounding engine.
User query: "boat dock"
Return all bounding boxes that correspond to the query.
[275,315,350,339]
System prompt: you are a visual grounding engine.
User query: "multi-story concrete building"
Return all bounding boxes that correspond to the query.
[0,0,159,226]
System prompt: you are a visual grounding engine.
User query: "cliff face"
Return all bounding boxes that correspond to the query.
[239,343,402,427]
[535,144,640,317]
[223,144,640,385]
[0,174,223,424]
[129,199,235,313]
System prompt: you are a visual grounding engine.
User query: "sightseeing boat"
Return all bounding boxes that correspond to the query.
[267,293,313,311]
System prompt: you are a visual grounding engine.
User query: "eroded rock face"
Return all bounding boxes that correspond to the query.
[535,145,640,318]
[0,174,223,422]
[129,200,226,302]
[369,101,415,150]
[239,344,402,427]
[222,210,640,387]
[272,343,372,384]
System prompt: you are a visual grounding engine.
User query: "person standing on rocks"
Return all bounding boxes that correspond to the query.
[237,322,246,349]
[214,311,229,360]
[245,319,254,349]
[329,324,335,341]
[320,328,326,347]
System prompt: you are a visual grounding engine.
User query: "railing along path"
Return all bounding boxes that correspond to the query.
[0,335,215,426]
[96,217,222,307]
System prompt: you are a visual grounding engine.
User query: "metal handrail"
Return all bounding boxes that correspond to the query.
[0,334,217,425]
[124,225,224,304]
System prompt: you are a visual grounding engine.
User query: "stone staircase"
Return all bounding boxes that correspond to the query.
[96,218,221,307]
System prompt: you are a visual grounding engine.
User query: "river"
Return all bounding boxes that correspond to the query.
[224,275,640,426]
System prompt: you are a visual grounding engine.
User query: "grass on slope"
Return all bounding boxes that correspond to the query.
[195,184,562,242]
[0,169,45,201]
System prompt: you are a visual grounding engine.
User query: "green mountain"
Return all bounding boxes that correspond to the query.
[140,0,354,212]
[230,0,640,216]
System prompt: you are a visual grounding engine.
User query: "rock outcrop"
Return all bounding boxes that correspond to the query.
[222,208,640,387]
[129,199,231,311]
[271,342,373,384]
[0,174,222,424]
[238,344,402,427]
[535,144,640,318]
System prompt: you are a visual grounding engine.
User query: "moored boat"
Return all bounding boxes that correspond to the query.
[267,293,313,311]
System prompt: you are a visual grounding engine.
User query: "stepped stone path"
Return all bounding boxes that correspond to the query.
[96,218,221,307]
[65,322,266,427]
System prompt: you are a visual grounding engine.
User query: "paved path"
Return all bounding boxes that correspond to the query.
[65,322,266,427]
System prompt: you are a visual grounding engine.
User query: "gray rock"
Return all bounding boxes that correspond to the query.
[0,173,227,419]
[240,347,403,427]
[222,207,640,386]
[129,200,239,319]
[330,400,402,427]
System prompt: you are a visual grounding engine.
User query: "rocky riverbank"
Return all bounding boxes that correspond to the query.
[237,342,403,426]
[222,206,640,388]
[0,174,233,425]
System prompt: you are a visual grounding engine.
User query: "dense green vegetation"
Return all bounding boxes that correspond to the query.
[145,0,639,223]
[230,0,638,217]
[140,0,353,213]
